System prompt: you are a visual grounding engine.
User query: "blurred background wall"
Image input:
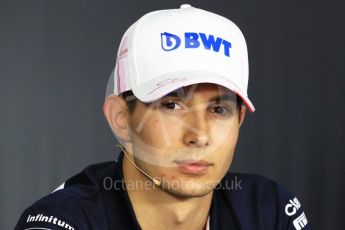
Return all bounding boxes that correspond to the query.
[1,0,344,229]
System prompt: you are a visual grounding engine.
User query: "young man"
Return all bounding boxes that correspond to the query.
[15,5,309,230]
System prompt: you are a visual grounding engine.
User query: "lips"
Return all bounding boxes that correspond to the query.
[174,160,213,175]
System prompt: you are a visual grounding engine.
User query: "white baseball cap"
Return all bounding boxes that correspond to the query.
[107,4,255,112]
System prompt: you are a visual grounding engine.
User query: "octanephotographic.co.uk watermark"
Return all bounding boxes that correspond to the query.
[103,176,243,191]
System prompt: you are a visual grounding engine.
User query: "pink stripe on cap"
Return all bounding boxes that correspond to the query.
[117,37,128,93]
[118,60,126,93]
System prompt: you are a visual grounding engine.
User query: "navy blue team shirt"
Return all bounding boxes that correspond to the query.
[15,151,309,229]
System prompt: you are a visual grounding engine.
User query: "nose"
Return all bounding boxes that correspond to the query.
[183,111,210,148]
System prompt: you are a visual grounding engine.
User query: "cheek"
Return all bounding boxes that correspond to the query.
[210,121,239,170]
[130,115,182,149]
[211,119,240,147]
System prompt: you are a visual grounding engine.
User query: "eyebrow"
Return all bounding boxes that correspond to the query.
[165,91,179,97]
[164,91,236,102]
[210,94,237,103]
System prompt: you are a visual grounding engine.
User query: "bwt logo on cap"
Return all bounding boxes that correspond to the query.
[161,32,232,57]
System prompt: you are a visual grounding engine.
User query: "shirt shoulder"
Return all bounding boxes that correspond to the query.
[14,162,116,230]
[216,172,309,230]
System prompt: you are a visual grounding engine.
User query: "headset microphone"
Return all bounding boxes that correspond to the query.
[116,144,161,186]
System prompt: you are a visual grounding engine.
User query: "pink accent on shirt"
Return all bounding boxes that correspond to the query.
[205,215,210,230]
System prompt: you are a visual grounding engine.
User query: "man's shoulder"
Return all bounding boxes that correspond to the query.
[215,172,309,230]
[218,172,283,206]
[35,161,116,205]
[221,172,282,193]
[220,172,301,209]
[15,161,117,230]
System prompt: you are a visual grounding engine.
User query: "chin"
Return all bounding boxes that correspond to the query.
[160,181,215,198]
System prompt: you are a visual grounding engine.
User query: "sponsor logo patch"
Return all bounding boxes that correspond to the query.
[293,212,308,230]
[161,32,232,57]
[26,214,74,230]
[284,197,308,230]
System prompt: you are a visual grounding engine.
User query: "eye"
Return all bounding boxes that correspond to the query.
[210,105,232,116]
[160,101,183,111]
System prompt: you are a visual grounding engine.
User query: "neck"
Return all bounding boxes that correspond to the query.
[122,153,212,230]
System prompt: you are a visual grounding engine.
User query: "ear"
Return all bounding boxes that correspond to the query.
[103,95,131,143]
[239,105,247,127]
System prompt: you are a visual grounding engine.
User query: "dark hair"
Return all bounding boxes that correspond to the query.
[121,90,243,116]
[121,90,138,114]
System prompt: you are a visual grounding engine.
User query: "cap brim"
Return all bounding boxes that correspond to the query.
[132,70,255,112]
